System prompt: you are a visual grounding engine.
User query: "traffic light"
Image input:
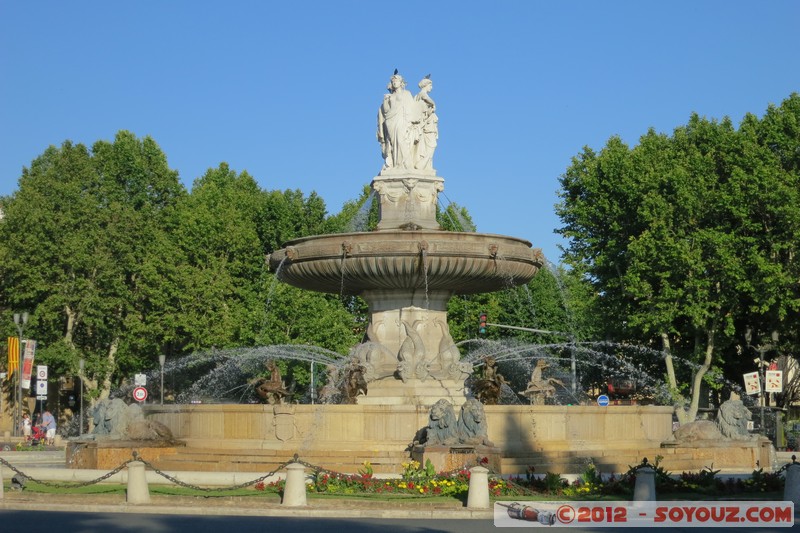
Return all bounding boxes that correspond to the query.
[479,312,487,335]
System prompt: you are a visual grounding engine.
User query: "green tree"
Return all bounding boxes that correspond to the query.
[259,189,329,254]
[169,164,266,351]
[556,95,800,421]
[0,131,186,402]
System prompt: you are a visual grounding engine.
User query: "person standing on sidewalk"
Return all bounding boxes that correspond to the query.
[40,409,56,446]
[21,413,32,440]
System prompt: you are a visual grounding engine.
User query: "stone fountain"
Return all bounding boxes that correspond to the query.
[68,71,775,476]
[269,71,542,407]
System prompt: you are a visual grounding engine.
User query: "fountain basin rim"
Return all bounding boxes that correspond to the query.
[275,229,535,249]
[268,230,543,295]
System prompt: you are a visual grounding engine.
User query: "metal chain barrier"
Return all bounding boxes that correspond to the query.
[1,451,527,496]
[0,456,135,489]
[135,454,295,492]
[0,451,294,492]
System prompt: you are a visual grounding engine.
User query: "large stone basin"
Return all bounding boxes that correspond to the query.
[269,230,544,295]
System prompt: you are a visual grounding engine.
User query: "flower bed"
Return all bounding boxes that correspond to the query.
[253,456,787,500]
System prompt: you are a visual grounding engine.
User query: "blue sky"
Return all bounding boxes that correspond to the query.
[1,1,798,263]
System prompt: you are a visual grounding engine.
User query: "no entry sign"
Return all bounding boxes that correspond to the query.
[133,386,148,402]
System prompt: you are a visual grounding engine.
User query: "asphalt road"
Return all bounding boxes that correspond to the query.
[3,510,800,533]
[1,511,496,533]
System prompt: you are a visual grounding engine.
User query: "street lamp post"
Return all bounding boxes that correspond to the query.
[745,328,779,435]
[158,354,166,405]
[13,312,28,438]
[78,358,85,436]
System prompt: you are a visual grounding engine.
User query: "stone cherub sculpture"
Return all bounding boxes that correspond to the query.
[520,359,565,405]
[377,70,438,173]
[471,356,507,405]
[252,360,290,404]
[318,365,341,403]
[343,357,369,404]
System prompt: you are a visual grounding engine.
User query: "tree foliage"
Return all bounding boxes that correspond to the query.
[0,131,186,400]
[556,93,800,418]
[0,133,362,406]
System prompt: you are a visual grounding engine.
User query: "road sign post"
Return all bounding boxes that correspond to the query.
[133,386,148,403]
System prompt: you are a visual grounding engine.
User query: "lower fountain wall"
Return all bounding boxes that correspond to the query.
[64,405,769,474]
[128,403,730,474]
[143,404,673,450]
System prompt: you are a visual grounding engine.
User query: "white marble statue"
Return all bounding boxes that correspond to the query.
[377,70,428,172]
[414,76,438,171]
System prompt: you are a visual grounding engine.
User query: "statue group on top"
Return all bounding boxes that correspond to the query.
[377,70,438,173]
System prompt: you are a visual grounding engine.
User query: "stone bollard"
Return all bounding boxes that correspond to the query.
[784,462,800,506]
[126,460,151,504]
[633,465,656,503]
[282,463,308,507]
[467,466,491,509]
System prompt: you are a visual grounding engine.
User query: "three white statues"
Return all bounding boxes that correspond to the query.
[377,70,438,173]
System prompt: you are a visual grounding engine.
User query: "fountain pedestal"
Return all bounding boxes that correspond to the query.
[372,172,443,231]
[356,377,467,406]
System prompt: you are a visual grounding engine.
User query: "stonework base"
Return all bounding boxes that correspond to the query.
[66,439,185,469]
[356,377,467,407]
[61,404,774,475]
[411,444,501,474]
[660,437,776,471]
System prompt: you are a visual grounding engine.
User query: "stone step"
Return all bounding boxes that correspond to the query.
[154,447,412,475]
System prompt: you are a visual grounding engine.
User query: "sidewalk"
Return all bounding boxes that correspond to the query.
[0,490,492,519]
[0,449,491,518]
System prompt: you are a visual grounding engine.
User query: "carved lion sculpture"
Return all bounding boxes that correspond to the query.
[90,398,175,442]
[457,398,494,447]
[423,399,460,446]
[671,399,755,442]
[716,399,753,439]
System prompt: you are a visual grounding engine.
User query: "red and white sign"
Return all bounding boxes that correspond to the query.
[743,371,761,395]
[132,386,148,402]
[766,370,783,393]
[20,340,37,389]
